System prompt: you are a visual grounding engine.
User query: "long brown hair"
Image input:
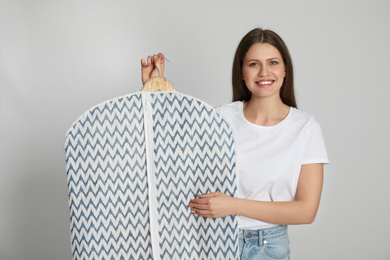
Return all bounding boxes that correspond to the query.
[232,28,297,108]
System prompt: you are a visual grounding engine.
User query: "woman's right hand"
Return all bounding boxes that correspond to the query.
[141,53,165,85]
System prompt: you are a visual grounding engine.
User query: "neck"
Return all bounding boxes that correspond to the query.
[243,96,290,126]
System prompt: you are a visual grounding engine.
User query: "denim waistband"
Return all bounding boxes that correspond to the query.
[239,225,288,246]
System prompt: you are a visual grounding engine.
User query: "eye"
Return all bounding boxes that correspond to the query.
[269,61,278,65]
[249,62,259,67]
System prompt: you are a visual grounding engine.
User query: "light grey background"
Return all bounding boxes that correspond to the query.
[1,0,389,259]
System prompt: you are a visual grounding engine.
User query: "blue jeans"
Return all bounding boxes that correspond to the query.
[239,225,290,260]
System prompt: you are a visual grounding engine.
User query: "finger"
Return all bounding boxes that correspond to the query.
[193,209,212,216]
[198,192,219,198]
[156,53,165,74]
[141,56,155,85]
[195,213,214,218]
[190,198,209,205]
[147,56,152,66]
[152,54,158,63]
[189,203,209,210]
[156,53,165,64]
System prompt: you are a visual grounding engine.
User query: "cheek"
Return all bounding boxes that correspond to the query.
[241,68,248,80]
[275,68,285,78]
[242,68,255,80]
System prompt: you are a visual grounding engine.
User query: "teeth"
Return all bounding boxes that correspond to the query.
[258,81,273,85]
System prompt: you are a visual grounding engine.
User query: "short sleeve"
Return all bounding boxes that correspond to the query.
[215,105,222,113]
[302,117,329,164]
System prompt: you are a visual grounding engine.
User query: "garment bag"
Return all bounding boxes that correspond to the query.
[64,76,238,259]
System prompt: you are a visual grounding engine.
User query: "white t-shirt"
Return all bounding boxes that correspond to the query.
[217,101,329,230]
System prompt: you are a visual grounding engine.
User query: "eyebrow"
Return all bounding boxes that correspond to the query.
[246,57,281,62]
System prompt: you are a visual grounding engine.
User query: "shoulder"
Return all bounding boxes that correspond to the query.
[291,109,329,163]
[215,102,244,129]
[215,101,243,116]
[289,108,326,140]
[290,107,314,120]
[287,108,326,137]
[289,108,320,126]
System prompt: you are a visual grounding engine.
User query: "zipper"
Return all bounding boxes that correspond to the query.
[142,93,160,260]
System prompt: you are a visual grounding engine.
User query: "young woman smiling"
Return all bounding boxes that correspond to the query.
[141,28,329,260]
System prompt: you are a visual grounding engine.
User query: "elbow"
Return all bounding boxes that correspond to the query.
[298,211,317,224]
[293,206,318,224]
[301,216,315,225]
[294,202,320,224]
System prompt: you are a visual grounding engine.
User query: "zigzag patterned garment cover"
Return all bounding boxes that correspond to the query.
[64,91,239,260]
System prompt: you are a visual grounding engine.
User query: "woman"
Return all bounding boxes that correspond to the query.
[141,28,329,260]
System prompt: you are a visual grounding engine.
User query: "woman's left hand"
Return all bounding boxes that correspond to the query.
[188,192,236,218]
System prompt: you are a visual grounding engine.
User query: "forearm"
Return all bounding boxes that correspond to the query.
[189,193,319,224]
[189,164,324,223]
[231,198,318,225]
[231,164,324,225]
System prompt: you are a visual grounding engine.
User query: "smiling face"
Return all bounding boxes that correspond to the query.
[242,43,286,101]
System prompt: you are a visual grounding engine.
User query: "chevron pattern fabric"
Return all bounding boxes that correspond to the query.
[65,91,238,259]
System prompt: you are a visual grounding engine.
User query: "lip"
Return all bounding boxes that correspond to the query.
[255,80,274,88]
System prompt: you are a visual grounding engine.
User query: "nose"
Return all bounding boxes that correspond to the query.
[258,65,269,77]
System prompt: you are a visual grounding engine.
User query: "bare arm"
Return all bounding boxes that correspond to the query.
[188,163,324,225]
